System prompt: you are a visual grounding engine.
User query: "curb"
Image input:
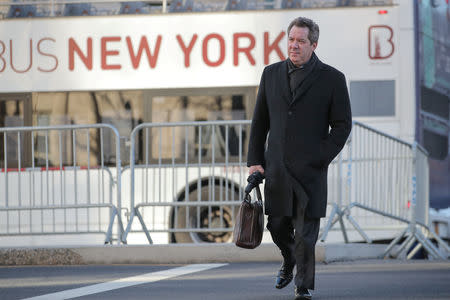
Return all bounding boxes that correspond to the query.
[0,243,388,265]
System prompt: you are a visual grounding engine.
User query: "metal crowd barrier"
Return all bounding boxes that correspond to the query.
[320,121,417,242]
[1,120,443,256]
[0,124,124,244]
[320,122,414,242]
[320,121,447,259]
[121,120,436,248]
[121,120,251,244]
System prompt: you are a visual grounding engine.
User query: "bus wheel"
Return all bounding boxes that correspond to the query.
[170,178,240,243]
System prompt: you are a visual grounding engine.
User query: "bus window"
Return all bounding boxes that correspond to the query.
[31,91,144,166]
[349,80,395,117]
[0,94,32,168]
[10,88,255,167]
[141,88,255,164]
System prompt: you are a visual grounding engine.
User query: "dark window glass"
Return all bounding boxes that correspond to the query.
[350,80,395,117]
[423,129,448,160]
[421,86,449,120]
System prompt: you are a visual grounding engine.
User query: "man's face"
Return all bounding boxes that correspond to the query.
[288,26,317,67]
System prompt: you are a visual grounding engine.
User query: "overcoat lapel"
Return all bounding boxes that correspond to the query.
[292,60,324,105]
[279,61,293,105]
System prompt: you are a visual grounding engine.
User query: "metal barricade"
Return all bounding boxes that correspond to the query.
[319,122,414,242]
[0,124,124,244]
[348,122,416,233]
[121,120,355,245]
[121,120,416,246]
[121,119,446,258]
[320,122,421,241]
[122,120,251,244]
[319,121,447,259]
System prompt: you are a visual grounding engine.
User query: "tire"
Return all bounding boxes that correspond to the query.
[169,177,240,243]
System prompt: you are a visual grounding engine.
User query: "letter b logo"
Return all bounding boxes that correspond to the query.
[368,25,394,60]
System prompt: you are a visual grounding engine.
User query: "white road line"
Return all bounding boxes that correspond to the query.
[22,263,228,300]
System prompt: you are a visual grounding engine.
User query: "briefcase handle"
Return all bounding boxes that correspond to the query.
[254,185,262,202]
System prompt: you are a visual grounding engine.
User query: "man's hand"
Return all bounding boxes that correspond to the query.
[249,165,264,175]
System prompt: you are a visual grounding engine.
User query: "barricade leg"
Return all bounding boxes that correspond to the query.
[320,203,351,243]
[338,209,349,243]
[392,233,415,258]
[425,227,450,254]
[345,214,372,243]
[135,208,153,244]
[116,213,125,245]
[385,226,446,260]
[104,206,118,244]
[320,203,339,242]
[383,227,408,258]
[406,242,423,259]
[415,230,445,260]
[122,211,135,243]
[121,208,153,244]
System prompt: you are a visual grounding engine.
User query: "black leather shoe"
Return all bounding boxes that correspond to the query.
[275,260,295,289]
[294,286,312,300]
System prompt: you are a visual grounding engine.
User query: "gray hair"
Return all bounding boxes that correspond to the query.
[287,17,320,44]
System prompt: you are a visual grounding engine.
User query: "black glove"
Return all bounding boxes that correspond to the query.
[245,171,265,194]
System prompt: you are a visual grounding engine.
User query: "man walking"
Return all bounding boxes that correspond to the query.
[247,17,352,299]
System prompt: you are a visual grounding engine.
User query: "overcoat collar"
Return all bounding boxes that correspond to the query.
[279,54,325,106]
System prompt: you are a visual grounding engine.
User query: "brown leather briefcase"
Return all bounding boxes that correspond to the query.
[233,185,264,249]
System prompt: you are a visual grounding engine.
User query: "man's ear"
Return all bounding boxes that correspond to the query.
[312,42,318,51]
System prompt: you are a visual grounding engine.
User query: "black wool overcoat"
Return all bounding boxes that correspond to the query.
[247,57,352,218]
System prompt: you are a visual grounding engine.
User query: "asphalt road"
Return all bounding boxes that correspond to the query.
[1,259,449,300]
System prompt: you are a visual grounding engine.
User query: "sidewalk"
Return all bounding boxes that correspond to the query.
[0,242,388,265]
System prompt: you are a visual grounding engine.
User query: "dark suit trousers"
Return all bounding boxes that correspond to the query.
[266,186,320,290]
